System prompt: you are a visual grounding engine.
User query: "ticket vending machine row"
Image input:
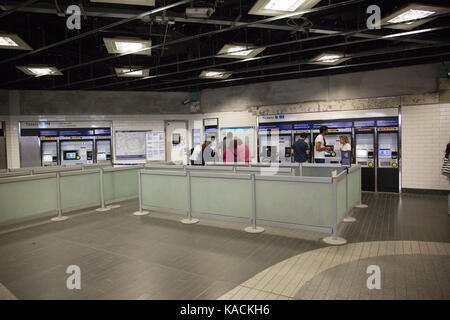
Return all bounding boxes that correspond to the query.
[354,127,376,192]
[377,126,400,192]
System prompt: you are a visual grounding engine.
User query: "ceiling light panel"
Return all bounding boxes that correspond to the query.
[249,0,320,17]
[103,38,151,55]
[217,44,266,59]
[309,52,350,65]
[16,66,63,77]
[382,3,450,30]
[90,0,155,6]
[199,70,232,79]
[0,34,32,50]
[115,67,150,77]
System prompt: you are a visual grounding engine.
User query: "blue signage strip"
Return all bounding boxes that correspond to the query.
[60,130,94,136]
[376,119,398,127]
[354,120,375,128]
[40,130,58,136]
[293,123,311,130]
[205,128,218,134]
[312,122,353,129]
[95,129,111,135]
[259,124,292,130]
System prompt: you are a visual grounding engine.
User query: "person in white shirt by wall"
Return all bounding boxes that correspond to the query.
[314,126,331,163]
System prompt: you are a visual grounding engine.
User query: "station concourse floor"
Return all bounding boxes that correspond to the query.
[0,192,449,300]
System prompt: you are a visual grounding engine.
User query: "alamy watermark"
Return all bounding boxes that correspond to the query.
[66,265,81,290]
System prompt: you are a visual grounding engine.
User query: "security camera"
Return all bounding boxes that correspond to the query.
[183,99,191,105]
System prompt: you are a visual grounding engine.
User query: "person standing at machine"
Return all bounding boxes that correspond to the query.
[339,136,351,152]
[291,133,310,163]
[442,141,450,214]
[190,143,203,165]
[236,139,250,163]
[202,141,217,165]
[314,126,331,163]
[222,133,235,163]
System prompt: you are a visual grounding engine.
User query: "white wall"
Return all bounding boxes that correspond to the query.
[402,103,450,190]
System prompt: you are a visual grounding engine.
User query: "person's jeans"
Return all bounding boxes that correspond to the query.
[315,159,325,163]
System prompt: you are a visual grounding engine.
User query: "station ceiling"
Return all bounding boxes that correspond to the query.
[0,0,449,92]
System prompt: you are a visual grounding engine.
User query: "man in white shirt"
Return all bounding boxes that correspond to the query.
[314,126,331,163]
[189,143,202,165]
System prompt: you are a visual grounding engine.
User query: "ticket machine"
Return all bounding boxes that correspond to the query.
[258,124,292,163]
[94,129,112,164]
[41,139,58,166]
[354,122,376,192]
[59,130,94,166]
[376,119,400,192]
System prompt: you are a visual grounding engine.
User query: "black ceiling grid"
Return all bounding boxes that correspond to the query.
[0,0,448,91]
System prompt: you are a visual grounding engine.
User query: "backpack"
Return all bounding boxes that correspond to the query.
[442,157,450,177]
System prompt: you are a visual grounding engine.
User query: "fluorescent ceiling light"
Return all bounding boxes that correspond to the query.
[309,52,350,65]
[249,0,320,17]
[265,0,306,12]
[199,70,232,79]
[16,66,63,77]
[115,67,150,77]
[103,38,151,55]
[0,33,32,50]
[387,9,435,25]
[217,44,265,59]
[382,3,450,30]
[90,0,155,6]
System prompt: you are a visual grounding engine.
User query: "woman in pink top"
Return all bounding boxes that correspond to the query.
[236,139,250,163]
[222,137,236,162]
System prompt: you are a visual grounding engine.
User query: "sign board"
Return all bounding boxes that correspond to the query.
[21,121,111,129]
[146,131,165,161]
[115,130,149,159]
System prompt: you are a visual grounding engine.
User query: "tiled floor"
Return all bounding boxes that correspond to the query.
[0,192,449,300]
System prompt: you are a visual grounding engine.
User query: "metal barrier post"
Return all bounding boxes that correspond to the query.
[133,170,149,216]
[96,168,111,212]
[245,174,264,234]
[323,175,347,245]
[51,172,69,222]
[356,166,368,208]
[343,168,356,223]
[181,171,199,224]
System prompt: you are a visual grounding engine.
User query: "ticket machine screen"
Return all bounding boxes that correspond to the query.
[356,149,368,158]
[64,151,78,160]
[42,155,53,162]
[379,149,391,157]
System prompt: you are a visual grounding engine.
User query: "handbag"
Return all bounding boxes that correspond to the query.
[442,157,450,176]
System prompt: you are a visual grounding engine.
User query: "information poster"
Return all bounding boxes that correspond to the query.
[115,130,149,159]
[146,131,166,161]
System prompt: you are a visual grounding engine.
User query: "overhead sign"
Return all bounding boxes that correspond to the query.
[312,122,353,129]
[21,121,111,129]
[354,120,375,127]
[376,119,398,127]
[293,123,311,130]
[60,130,94,136]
